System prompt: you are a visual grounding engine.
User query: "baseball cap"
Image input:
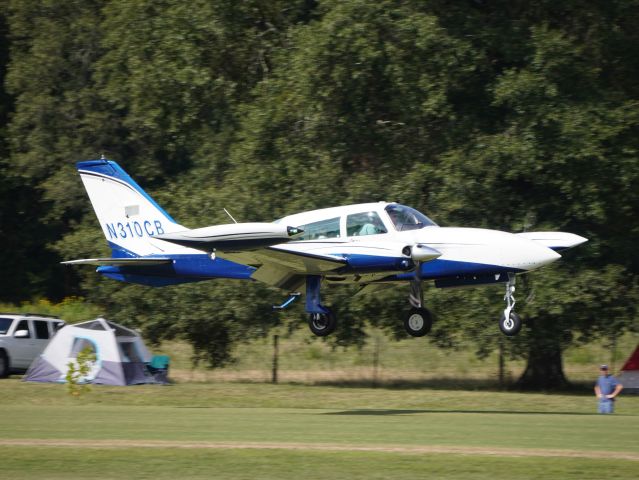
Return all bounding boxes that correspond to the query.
[600,364,608,370]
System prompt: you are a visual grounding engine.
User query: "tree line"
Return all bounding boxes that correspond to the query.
[1,0,638,388]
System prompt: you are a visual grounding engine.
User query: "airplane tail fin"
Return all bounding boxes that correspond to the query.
[76,159,186,257]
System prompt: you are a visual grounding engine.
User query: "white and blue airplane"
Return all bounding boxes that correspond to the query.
[63,159,587,337]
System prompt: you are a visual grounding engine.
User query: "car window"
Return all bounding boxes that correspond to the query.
[34,320,50,340]
[15,320,31,338]
[0,317,13,334]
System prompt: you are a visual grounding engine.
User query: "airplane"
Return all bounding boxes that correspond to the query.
[63,158,587,338]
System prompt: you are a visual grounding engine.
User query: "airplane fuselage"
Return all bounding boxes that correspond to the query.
[98,202,579,289]
[67,159,587,337]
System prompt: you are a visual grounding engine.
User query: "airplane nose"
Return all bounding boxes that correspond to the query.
[511,235,561,271]
[534,246,561,268]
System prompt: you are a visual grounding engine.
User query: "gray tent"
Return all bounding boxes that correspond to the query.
[24,318,166,385]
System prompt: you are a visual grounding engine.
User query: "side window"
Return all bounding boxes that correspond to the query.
[34,320,50,340]
[0,317,13,335]
[15,320,31,338]
[298,217,341,240]
[346,212,387,237]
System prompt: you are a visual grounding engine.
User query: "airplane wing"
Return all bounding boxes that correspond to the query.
[155,223,303,251]
[221,245,347,289]
[61,258,173,266]
[157,223,345,289]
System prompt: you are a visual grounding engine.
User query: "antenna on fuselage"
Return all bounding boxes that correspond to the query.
[223,208,238,224]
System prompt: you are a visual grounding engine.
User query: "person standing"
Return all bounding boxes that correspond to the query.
[594,364,623,414]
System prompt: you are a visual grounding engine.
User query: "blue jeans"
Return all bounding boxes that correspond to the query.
[598,398,614,414]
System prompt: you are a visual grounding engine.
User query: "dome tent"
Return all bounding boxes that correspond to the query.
[23,318,165,385]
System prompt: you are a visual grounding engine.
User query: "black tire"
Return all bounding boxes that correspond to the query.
[499,311,522,336]
[404,307,433,337]
[0,350,9,378]
[308,309,337,337]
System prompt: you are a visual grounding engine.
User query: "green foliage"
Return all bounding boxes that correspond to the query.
[0,0,638,383]
[65,346,96,397]
[0,297,102,323]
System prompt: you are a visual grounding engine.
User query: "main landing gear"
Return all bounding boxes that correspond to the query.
[278,272,522,338]
[305,275,337,337]
[499,273,522,336]
[404,275,433,337]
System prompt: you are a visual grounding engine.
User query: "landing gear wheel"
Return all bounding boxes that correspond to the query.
[0,351,9,378]
[308,309,337,337]
[499,311,522,336]
[404,307,433,337]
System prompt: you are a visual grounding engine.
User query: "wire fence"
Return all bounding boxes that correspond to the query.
[160,329,639,387]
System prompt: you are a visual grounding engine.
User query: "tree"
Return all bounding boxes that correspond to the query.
[434,21,639,389]
[4,0,109,300]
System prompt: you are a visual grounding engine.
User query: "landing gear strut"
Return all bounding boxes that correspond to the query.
[499,273,522,336]
[305,275,337,336]
[404,273,432,337]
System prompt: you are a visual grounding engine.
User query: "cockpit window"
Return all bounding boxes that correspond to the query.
[385,204,437,231]
[296,217,341,240]
[346,212,387,237]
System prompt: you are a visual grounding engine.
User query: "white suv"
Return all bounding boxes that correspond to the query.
[0,314,66,377]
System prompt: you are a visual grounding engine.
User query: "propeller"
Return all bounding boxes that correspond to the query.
[408,244,441,262]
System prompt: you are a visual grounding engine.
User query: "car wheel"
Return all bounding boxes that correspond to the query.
[0,351,10,378]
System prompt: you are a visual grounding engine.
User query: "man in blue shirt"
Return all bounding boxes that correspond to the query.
[594,365,623,414]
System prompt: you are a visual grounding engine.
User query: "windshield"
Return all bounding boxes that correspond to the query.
[385,204,438,231]
[0,317,14,335]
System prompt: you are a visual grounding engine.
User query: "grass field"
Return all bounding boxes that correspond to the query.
[1,379,638,479]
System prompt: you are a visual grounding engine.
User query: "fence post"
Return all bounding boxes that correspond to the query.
[372,335,380,388]
[498,338,505,389]
[272,334,279,384]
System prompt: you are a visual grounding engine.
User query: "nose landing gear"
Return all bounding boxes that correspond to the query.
[499,273,522,336]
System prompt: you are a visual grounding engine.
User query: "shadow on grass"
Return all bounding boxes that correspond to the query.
[308,378,595,394]
[322,408,601,416]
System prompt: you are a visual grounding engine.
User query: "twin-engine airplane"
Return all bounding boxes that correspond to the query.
[64,159,587,337]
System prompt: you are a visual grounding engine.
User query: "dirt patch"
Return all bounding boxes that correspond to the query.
[1,439,637,461]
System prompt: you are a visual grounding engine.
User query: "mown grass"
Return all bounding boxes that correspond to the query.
[2,299,638,478]
[3,447,639,480]
[1,380,638,479]
[4,446,639,480]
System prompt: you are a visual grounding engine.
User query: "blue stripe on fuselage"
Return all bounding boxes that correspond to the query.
[395,258,525,281]
[96,253,255,286]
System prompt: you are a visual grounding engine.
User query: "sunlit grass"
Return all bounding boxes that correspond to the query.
[1,381,638,480]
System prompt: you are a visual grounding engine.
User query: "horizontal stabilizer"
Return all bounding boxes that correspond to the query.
[61,257,173,266]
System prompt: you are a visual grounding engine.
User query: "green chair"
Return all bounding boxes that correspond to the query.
[147,355,170,383]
